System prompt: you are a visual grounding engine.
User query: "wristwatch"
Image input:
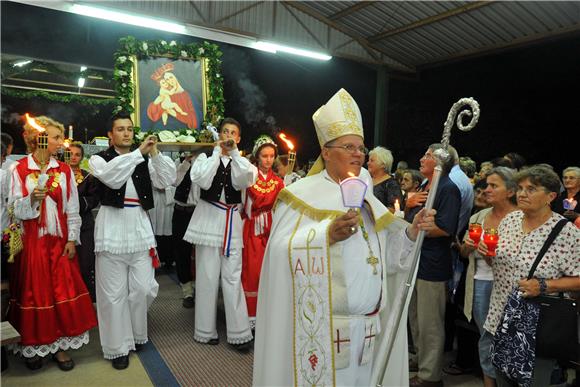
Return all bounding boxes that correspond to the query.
[537,278,548,295]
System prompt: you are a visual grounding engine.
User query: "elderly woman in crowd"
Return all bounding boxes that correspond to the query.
[484,165,580,386]
[8,116,97,371]
[367,146,403,212]
[552,166,580,226]
[460,167,518,387]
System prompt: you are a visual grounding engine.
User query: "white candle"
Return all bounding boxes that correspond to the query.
[68,125,73,139]
[394,199,401,213]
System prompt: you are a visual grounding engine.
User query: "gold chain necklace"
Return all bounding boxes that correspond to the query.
[358,213,379,275]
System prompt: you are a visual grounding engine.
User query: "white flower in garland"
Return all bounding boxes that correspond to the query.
[117,70,128,77]
[142,42,148,51]
[216,73,221,78]
[198,47,205,55]
[117,56,127,63]
[169,41,177,46]
[114,105,123,113]
[181,50,188,58]
[121,83,127,89]
[161,40,167,45]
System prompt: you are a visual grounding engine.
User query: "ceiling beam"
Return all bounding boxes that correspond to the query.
[282,1,414,71]
[188,0,207,23]
[418,23,580,70]
[281,2,326,49]
[369,1,493,42]
[329,1,375,20]
[214,1,264,25]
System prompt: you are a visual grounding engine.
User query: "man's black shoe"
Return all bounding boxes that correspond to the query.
[182,296,194,309]
[134,343,144,352]
[112,355,129,370]
[230,340,252,353]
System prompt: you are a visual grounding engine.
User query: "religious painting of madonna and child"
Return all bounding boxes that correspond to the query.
[133,57,207,132]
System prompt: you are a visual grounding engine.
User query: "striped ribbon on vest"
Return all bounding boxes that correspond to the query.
[209,201,238,257]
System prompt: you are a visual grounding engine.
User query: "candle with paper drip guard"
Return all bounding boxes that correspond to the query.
[339,172,368,209]
[394,199,404,218]
[68,125,73,140]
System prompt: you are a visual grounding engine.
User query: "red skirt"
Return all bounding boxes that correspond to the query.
[241,218,270,318]
[8,232,97,346]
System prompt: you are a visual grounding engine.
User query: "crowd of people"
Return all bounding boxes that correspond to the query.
[0,89,578,386]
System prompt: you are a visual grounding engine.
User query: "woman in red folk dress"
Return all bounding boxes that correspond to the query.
[242,135,284,329]
[8,116,97,371]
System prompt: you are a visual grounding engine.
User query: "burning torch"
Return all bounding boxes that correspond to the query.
[278,133,296,175]
[25,114,50,218]
[63,139,71,164]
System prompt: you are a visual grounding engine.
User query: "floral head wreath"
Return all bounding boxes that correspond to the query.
[252,135,277,158]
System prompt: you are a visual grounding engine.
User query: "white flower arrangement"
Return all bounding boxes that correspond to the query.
[117,70,128,77]
[142,42,148,51]
[198,47,205,55]
[161,40,167,45]
[180,50,188,58]
[136,132,146,140]
[169,41,177,46]
[117,56,127,63]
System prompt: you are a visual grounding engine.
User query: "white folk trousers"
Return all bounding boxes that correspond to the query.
[95,250,159,359]
[194,245,253,344]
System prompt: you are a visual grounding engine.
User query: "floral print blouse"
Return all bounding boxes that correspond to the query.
[484,210,580,335]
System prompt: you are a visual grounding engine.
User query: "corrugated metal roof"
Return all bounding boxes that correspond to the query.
[77,1,580,73]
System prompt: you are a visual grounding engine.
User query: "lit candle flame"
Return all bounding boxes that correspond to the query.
[278,133,295,151]
[25,113,46,133]
[63,139,70,148]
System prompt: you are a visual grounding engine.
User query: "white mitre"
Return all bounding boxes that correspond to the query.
[309,88,364,175]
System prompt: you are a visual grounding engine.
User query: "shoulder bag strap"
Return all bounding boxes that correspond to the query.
[527,219,568,280]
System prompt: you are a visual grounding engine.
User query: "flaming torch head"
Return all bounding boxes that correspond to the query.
[279,133,296,175]
[63,139,71,164]
[26,113,48,150]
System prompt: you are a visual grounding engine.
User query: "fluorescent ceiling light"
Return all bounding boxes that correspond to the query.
[253,41,332,61]
[71,4,186,34]
[13,60,32,67]
[77,77,86,88]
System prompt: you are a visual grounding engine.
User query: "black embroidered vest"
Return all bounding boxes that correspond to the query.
[174,165,192,203]
[96,146,154,210]
[200,159,241,204]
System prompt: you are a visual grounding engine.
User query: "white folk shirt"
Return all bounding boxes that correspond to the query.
[10,155,81,242]
[89,149,176,254]
[183,146,257,249]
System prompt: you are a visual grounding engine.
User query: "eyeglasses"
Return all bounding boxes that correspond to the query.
[324,144,369,155]
[516,185,547,195]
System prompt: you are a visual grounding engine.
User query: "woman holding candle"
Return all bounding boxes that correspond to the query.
[241,135,284,329]
[485,165,580,386]
[459,167,517,387]
[367,146,403,213]
[8,116,97,371]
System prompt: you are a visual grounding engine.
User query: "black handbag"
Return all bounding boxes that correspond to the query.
[527,219,579,362]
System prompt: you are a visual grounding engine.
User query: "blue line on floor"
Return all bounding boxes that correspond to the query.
[137,340,179,387]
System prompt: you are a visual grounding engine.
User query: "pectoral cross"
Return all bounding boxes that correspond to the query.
[366,255,379,275]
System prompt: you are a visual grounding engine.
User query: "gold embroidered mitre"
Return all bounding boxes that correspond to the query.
[312,88,364,147]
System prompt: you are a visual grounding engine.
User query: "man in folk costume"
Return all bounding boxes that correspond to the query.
[183,117,256,350]
[89,112,176,369]
[253,89,435,386]
[241,135,284,329]
[172,152,200,308]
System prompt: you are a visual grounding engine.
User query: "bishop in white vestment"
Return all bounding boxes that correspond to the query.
[253,89,434,386]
